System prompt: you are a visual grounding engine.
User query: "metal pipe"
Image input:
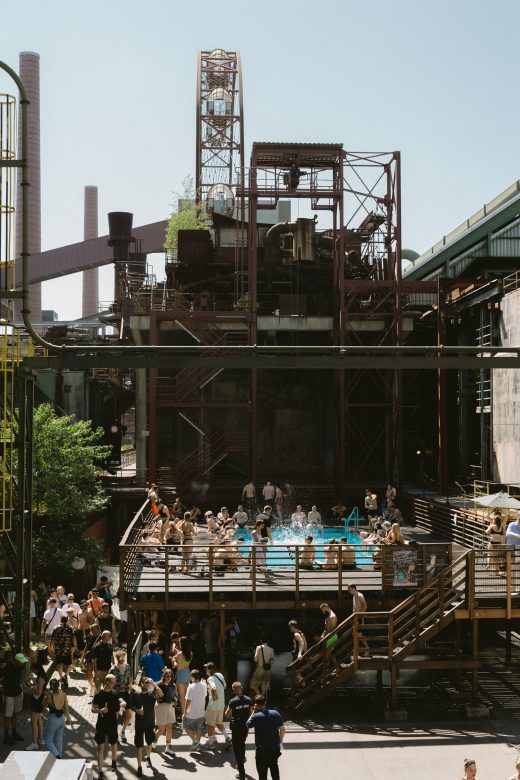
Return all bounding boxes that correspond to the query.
[0,59,63,352]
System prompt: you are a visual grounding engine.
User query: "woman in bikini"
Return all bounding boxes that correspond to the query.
[172,635,192,716]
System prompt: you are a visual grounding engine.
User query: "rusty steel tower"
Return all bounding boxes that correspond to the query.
[196,49,244,216]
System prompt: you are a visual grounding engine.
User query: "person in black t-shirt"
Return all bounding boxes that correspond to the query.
[129,677,163,777]
[225,681,253,780]
[92,674,120,779]
[92,631,114,692]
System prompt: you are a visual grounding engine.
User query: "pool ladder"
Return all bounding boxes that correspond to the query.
[343,506,360,533]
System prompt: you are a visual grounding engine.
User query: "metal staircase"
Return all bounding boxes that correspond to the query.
[174,424,249,488]
[288,552,469,713]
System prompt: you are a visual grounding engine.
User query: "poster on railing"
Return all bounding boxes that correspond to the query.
[392,549,418,587]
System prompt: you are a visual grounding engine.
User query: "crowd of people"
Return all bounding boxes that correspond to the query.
[137,481,410,584]
[0,587,306,779]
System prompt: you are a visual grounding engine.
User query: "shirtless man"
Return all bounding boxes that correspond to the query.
[338,537,357,569]
[320,539,338,570]
[232,505,248,529]
[300,536,316,569]
[291,505,306,527]
[288,620,308,660]
[348,583,369,656]
[331,501,346,520]
[320,604,338,638]
[242,481,256,521]
[307,506,322,527]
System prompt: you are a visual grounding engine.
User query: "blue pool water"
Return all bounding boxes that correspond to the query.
[237,525,371,566]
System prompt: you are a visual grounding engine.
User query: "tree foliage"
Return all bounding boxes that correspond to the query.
[164,174,207,259]
[31,404,112,575]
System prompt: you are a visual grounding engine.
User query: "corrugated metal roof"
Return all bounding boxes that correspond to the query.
[253,142,343,148]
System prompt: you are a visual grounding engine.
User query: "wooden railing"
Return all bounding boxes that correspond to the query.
[119,512,452,610]
[411,497,488,548]
[288,552,470,712]
[119,499,155,609]
[288,547,520,712]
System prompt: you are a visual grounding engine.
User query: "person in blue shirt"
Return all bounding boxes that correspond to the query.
[224,681,253,780]
[246,695,285,780]
[506,519,520,592]
[139,643,165,682]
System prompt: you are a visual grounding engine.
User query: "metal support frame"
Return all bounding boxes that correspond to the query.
[15,369,33,649]
[196,49,244,209]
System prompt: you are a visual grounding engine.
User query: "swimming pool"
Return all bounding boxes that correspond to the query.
[237,525,371,566]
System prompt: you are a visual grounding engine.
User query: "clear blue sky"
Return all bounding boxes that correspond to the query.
[2,0,520,320]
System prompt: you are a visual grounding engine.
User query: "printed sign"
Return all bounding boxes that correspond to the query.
[392,549,418,587]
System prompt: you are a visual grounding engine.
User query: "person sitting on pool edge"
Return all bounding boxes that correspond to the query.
[299,536,316,569]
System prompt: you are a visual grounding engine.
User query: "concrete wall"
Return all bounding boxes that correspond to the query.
[492,288,520,483]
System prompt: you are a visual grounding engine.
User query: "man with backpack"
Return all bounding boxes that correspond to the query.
[202,661,232,749]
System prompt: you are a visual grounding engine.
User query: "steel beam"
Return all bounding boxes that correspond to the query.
[25,351,520,371]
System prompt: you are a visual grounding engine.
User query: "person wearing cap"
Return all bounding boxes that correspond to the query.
[3,652,29,745]
[129,676,163,777]
[92,673,120,778]
[246,694,285,780]
[202,661,231,749]
[459,758,477,779]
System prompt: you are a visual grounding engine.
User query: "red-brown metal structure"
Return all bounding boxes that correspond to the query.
[196,49,244,211]
[241,144,405,489]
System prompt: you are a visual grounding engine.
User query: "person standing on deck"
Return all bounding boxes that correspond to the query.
[242,481,256,521]
[348,583,370,657]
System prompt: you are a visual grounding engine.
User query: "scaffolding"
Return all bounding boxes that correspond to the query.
[0,90,33,648]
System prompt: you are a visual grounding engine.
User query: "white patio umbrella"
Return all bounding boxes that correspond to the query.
[473,491,520,509]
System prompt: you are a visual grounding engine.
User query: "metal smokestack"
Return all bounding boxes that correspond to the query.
[82,185,99,317]
[16,51,41,322]
[108,211,134,304]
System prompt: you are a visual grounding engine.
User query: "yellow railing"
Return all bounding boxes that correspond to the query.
[473,479,520,499]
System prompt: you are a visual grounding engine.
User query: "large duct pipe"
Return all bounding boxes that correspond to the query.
[264,220,298,263]
[16,51,41,322]
[82,185,99,317]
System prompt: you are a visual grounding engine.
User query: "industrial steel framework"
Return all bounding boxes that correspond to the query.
[241,144,405,487]
[196,49,244,212]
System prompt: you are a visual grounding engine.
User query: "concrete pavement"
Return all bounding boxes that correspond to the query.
[1,669,519,778]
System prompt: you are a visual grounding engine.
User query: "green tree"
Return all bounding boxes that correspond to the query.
[31,404,112,574]
[164,174,207,259]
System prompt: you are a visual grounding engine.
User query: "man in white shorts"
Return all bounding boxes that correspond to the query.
[203,662,231,749]
[183,669,206,750]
